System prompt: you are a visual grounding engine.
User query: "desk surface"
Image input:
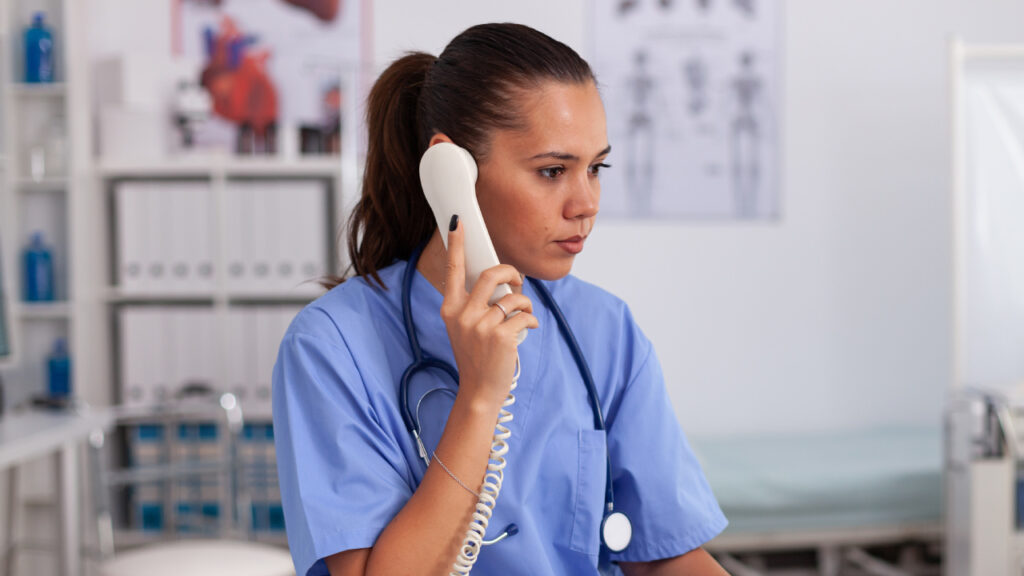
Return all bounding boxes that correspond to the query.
[0,409,113,468]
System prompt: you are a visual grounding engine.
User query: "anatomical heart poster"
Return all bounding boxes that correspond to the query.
[174,0,364,156]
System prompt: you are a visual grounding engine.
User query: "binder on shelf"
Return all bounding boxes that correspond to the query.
[119,306,168,406]
[166,184,209,293]
[145,185,170,292]
[224,182,248,293]
[119,307,147,406]
[167,188,188,293]
[115,182,146,293]
[153,306,174,404]
[287,180,328,295]
[252,183,274,291]
[173,307,217,396]
[142,308,162,406]
[191,185,216,292]
[267,183,289,293]
[224,179,328,296]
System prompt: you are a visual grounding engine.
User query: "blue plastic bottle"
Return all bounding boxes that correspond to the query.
[24,12,54,83]
[47,339,71,399]
[23,231,55,302]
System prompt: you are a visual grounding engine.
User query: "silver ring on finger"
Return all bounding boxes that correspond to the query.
[494,302,510,319]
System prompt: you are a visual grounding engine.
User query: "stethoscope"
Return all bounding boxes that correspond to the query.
[398,243,632,554]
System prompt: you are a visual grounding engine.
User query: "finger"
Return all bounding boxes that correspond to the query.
[444,215,466,301]
[490,293,534,319]
[481,301,515,330]
[498,311,540,339]
[478,293,536,329]
[467,265,523,309]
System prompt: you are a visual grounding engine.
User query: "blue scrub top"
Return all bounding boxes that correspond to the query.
[272,258,727,576]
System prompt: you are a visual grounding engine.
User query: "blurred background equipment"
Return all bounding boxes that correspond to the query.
[945,37,1024,576]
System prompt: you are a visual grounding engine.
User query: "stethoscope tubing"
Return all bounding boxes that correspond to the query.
[397,243,620,524]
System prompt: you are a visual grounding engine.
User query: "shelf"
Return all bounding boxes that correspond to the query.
[227,291,321,304]
[15,177,68,193]
[107,288,320,305]
[15,301,72,320]
[98,155,342,179]
[9,83,66,98]
[107,289,217,304]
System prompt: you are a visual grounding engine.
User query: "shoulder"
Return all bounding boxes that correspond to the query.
[538,273,652,367]
[285,260,406,349]
[542,274,638,334]
[536,274,656,417]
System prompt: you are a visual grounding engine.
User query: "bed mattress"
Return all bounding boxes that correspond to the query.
[688,426,943,534]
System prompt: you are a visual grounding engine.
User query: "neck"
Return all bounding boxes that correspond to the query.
[416,230,448,294]
[415,230,523,296]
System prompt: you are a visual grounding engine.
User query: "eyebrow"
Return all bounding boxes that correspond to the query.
[527,144,612,162]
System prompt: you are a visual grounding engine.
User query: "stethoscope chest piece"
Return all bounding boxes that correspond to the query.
[601,511,632,553]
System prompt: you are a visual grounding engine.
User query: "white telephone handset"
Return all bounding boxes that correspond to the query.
[419,141,525,344]
[419,141,521,575]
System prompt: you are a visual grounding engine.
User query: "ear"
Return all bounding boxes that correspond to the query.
[428,133,454,147]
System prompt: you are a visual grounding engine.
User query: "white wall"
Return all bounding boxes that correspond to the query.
[373,0,1024,436]
[87,0,1024,437]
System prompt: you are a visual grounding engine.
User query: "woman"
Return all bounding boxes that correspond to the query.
[273,23,728,576]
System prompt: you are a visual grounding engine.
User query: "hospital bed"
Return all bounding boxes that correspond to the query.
[692,426,943,576]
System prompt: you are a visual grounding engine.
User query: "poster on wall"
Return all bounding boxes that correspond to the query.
[173,0,363,156]
[590,0,781,220]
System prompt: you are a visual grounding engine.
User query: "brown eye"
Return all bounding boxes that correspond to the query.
[539,166,565,179]
[589,163,611,177]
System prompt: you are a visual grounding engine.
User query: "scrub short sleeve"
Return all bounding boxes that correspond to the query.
[273,327,412,576]
[607,344,728,563]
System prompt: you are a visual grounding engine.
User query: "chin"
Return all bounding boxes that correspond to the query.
[525,259,575,282]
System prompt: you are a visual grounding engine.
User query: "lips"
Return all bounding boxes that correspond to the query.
[555,235,586,255]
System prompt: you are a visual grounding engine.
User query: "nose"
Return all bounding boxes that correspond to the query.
[564,172,600,220]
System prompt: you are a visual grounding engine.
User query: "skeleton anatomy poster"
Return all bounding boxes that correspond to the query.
[590,0,780,220]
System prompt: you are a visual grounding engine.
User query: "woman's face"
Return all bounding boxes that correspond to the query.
[475,80,609,281]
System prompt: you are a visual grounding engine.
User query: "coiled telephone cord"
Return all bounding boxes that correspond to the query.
[448,352,520,576]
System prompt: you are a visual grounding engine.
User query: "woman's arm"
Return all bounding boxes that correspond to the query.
[326,391,506,576]
[620,548,731,576]
[326,221,538,576]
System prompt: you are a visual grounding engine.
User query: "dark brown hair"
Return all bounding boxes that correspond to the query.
[322,23,595,290]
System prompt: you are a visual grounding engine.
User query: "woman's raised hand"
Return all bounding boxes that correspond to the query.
[440,215,539,408]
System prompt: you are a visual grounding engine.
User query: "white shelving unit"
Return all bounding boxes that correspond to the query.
[91,66,351,548]
[0,0,88,414]
[97,156,344,179]
[95,162,339,545]
[2,0,358,555]
[0,1,95,574]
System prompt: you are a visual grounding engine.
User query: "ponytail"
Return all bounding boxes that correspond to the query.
[323,52,436,289]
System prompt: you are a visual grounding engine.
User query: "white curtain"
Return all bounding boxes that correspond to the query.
[961,63,1024,389]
